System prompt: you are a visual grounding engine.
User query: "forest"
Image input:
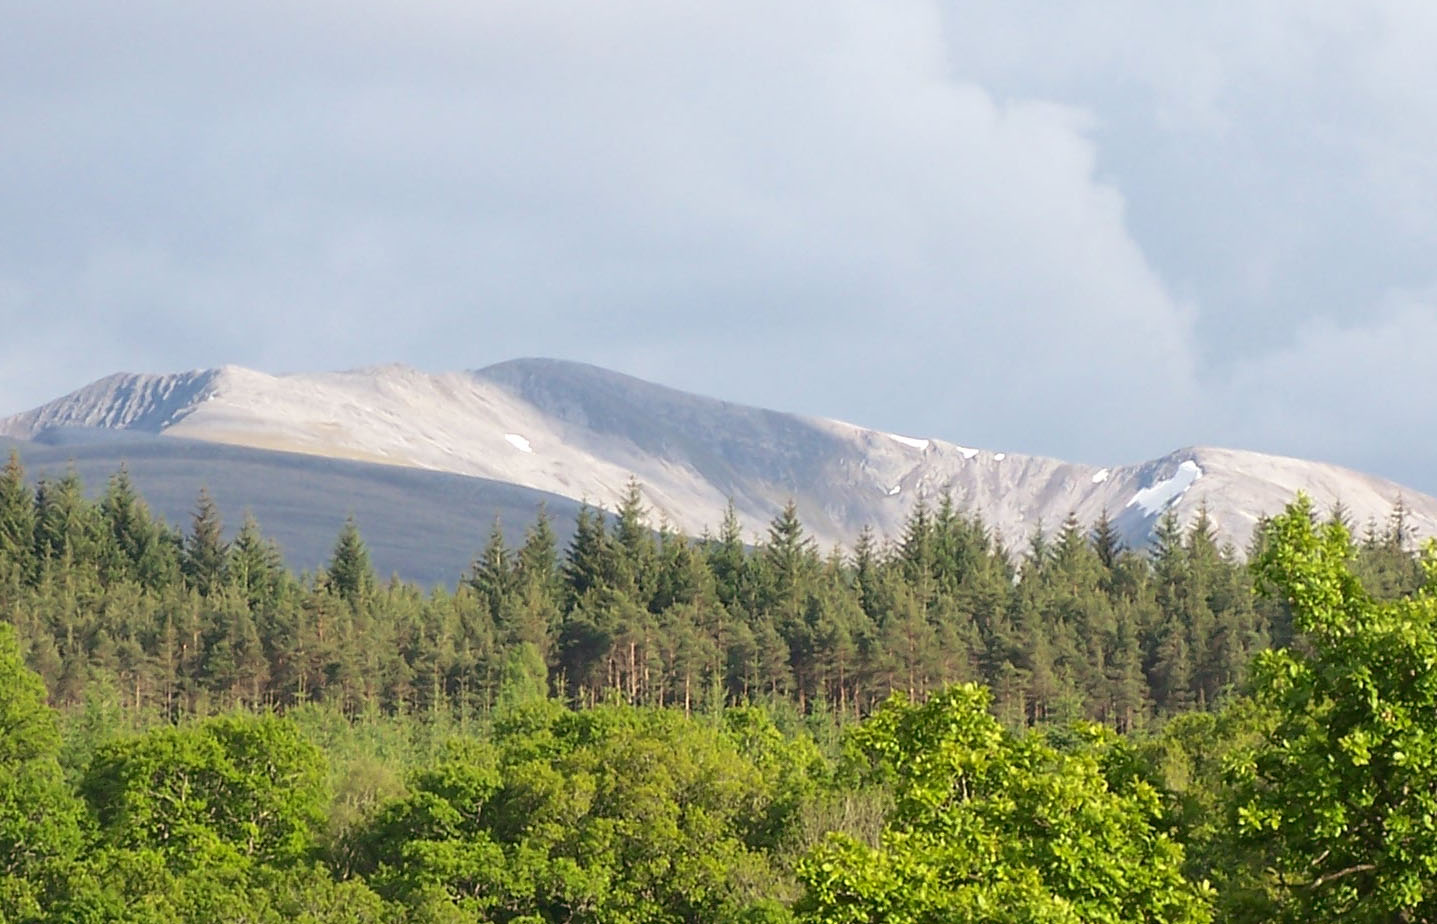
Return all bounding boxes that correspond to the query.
[1,448,1435,921]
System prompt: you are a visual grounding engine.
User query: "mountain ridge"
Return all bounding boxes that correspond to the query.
[5,358,1434,553]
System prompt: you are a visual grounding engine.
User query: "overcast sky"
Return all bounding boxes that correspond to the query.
[2,1,1435,491]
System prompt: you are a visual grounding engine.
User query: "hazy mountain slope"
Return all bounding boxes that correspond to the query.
[5,359,1435,553]
[0,434,584,587]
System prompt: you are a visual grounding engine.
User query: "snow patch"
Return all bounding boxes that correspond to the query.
[1091,468,1110,484]
[994,452,1006,461]
[955,445,980,460]
[888,433,930,451]
[887,485,902,496]
[504,433,533,453]
[1127,460,1203,515]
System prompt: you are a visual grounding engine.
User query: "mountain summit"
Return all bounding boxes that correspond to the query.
[5,359,1434,552]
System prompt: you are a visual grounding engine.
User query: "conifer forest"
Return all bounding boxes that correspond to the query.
[2,448,1435,922]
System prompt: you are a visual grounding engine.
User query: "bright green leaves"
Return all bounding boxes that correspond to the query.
[1237,496,1437,921]
[82,713,328,869]
[358,704,801,923]
[0,623,60,767]
[0,623,89,921]
[797,685,1212,924]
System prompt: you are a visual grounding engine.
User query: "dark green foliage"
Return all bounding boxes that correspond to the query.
[183,487,229,596]
[327,516,375,607]
[6,452,1437,921]
[0,451,1290,729]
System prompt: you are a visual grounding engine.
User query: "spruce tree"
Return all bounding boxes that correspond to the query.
[468,518,514,623]
[0,450,35,579]
[707,500,747,611]
[762,500,817,605]
[182,487,228,596]
[226,512,285,610]
[612,478,657,603]
[515,507,562,603]
[1090,507,1123,570]
[32,468,96,568]
[563,504,609,605]
[327,516,374,607]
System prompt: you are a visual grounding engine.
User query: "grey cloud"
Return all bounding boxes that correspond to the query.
[1,1,1434,492]
[1218,294,1437,488]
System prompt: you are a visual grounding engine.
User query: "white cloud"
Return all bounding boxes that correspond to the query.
[1214,293,1437,485]
[0,0,1201,460]
[1,0,1435,493]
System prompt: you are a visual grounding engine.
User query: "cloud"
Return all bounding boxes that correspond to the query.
[1214,293,1437,486]
[0,0,1201,456]
[1,1,1434,492]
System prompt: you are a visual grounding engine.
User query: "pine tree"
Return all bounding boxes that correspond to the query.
[563,504,609,605]
[707,500,747,611]
[515,507,562,602]
[327,516,375,607]
[226,512,285,610]
[0,450,35,580]
[182,487,228,596]
[468,518,514,622]
[1090,507,1123,570]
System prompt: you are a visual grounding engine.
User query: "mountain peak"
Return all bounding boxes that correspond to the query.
[4,359,1434,552]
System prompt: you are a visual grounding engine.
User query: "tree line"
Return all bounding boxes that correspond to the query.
[2,490,1436,920]
[0,450,1424,730]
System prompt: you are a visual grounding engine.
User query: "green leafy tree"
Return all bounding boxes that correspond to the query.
[1230,496,1437,921]
[82,713,328,870]
[0,624,87,919]
[797,684,1212,923]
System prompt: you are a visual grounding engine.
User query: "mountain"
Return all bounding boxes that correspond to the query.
[5,359,1435,568]
[0,432,586,587]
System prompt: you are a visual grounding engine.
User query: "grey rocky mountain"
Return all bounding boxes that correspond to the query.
[4,358,1434,573]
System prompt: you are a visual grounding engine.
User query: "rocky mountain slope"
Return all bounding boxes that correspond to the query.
[5,358,1435,554]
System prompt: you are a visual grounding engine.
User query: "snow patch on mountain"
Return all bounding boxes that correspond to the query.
[888,433,930,451]
[1128,460,1203,515]
[505,433,533,453]
[1092,468,1111,484]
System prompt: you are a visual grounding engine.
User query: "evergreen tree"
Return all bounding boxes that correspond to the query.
[0,450,35,580]
[226,512,285,610]
[327,516,375,607]
[762,500,818,609]
[32,468,97,570]
[708,500,748,611]
[1091,506,1124,570]
[468,518,514,623]
[563,504,609,605]
[515,506,562,603]
[851,524,882,621]
[612,477,658,603]
[182,487,228,596]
